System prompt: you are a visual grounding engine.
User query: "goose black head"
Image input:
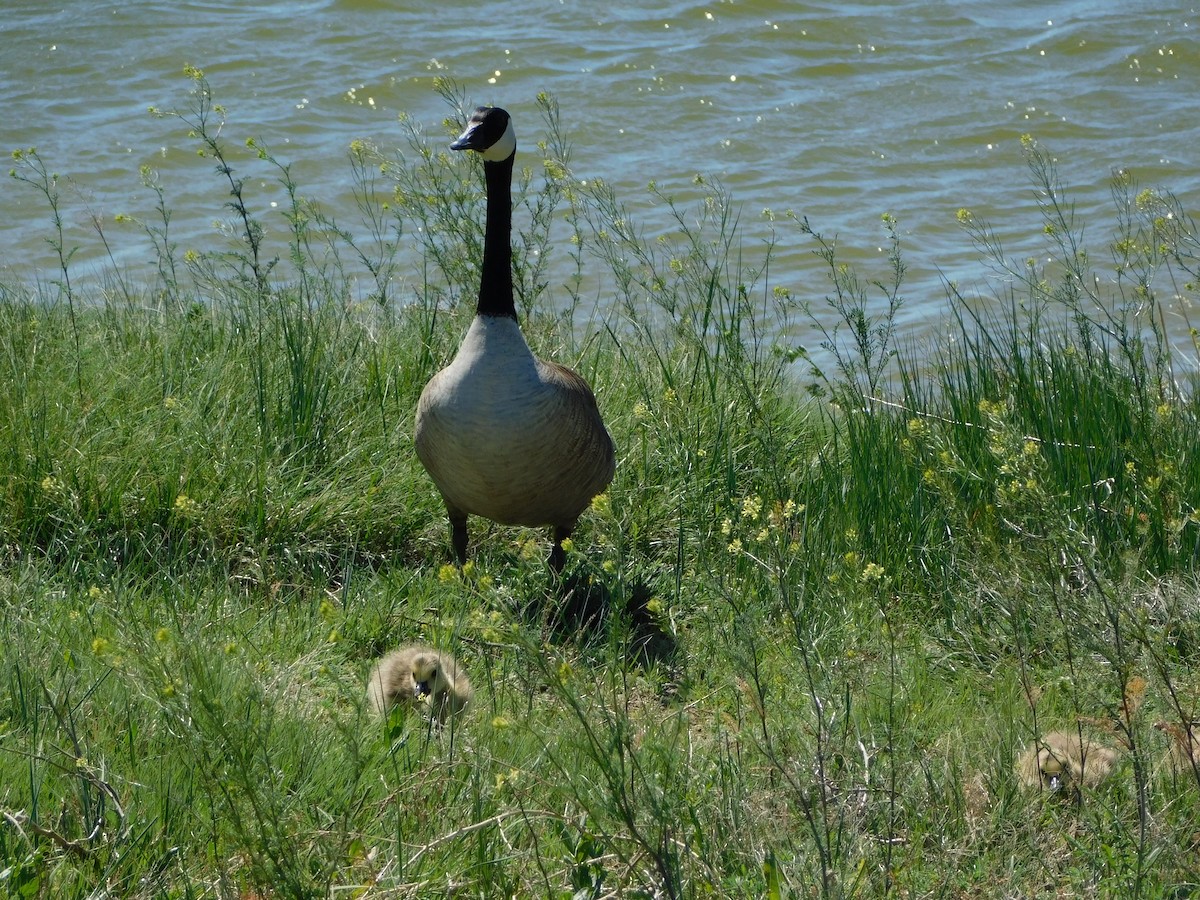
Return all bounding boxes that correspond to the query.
[450,106,516,162]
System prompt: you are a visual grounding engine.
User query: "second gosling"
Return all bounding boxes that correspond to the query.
[1016,730,1119,794]
[366,644,472,724]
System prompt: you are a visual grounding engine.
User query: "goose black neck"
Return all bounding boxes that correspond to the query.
[476,153,517,320]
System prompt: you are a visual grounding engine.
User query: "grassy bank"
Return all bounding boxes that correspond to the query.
[3,73,1200,898]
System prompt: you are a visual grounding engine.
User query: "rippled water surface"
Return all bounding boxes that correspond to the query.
[2,0,1197,340]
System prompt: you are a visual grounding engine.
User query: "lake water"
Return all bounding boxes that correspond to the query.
[2,0,1197,348]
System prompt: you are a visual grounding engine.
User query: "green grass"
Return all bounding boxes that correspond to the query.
[2,72,1200,898]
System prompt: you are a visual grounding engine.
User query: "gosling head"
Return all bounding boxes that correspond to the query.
[1036,746,1069,792]
[450,105,516,162]
[407,651,448,704]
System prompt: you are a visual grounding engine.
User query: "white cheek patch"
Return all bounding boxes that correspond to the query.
[481,118,517,162]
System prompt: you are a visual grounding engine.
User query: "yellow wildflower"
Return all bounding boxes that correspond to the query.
[174,494,198,515]
[741,495,762,521]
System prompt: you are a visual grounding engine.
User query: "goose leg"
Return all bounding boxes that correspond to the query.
[447,506,469,565]
[548,524,572,573]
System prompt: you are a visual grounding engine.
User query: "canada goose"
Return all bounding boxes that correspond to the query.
[414,106,615,572]
[366,644,472,724]
[1015,730,1119,794]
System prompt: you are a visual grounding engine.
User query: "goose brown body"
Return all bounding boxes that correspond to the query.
[414,105,615,569]
[416,317,614,528]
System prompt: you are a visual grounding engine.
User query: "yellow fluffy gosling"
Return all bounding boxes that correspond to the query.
[366,644,472,724]
[1015,730,1119,795]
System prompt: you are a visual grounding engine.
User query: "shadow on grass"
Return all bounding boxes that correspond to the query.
[535,565,679,673]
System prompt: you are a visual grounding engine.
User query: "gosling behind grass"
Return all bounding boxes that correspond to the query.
[1154,720,1200,780]
[1016,730,1119,795]
[366,644,472,724]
